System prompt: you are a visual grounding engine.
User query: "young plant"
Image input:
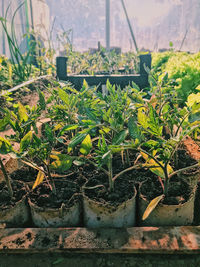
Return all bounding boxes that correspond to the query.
[129,73,200,220]
[0,137,14,198]
[0,3,34,82]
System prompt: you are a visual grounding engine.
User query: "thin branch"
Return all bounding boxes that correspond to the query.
[169,163,199,179]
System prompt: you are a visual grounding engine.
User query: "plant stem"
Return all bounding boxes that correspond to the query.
[46,163,56,195]
[108,155,114,191]
[163,167,169,196]
[0,158,13,198]
[169,162,200,179]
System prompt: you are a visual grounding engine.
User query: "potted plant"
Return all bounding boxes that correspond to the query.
[68,82,144,227]
[131,73,200,226]
[0,136,29,227]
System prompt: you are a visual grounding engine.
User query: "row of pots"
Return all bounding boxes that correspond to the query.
[0,176,197,228]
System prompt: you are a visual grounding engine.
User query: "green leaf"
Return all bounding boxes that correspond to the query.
[68,132,88,149]
[44,124,54,142]
[112,130,128,145]
[128,117,141,140]
[142,195,164,220]
[58,124,79,137]
[33,133,41,147]
[141,151,173,179]
[80,134,92,155]
[82,79,88,90]
[148,106,163,136]
[188,112,200,123]
[18,102,28,123]
[143,140,160,148]
[37,89,46,110]
[50,154,72,173]
[20,131,33,152]
[138,108,148,129]
[0,112,10,131]
[0,137,13,154]
[58,88,69,105]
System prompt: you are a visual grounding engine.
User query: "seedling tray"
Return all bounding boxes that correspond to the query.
[1,227,200,266]
[56,54,151,90]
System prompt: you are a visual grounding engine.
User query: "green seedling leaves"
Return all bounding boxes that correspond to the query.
[20,131,33,152]
[18,102,28,123]
[138,108,148,129]
[0,137,13,154]
[50,154,72,173]
[58,124,79,137]
[112,129,128,145]
[128,116,141,141]
[0,112,10,131]
[58,88,69,105]
[80,134,92,155]
[148,105,163,136]
[37,89,46,110]
[142,194,164,220]
[44,124,54,143]
[68,132,88,149]
[189,112,200,123]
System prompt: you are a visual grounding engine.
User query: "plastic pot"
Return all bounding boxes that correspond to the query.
[28,180,81,227]
[28,197,80,227]
[0,180,29,227]
[138,180,197,226]
[83,186,137,228]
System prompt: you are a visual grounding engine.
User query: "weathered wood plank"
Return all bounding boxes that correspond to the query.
[0,227,200,254]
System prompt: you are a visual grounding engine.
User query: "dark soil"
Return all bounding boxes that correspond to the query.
[84,172,136,207]
[140,175,193,205]
[0,180,27,210]
[10,166,38,183]
[29,179,80,209]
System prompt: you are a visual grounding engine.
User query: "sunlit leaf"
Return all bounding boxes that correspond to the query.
[141,151,173,179]
[138,108,148,128]
[50,154,72,173]
[32,170,45,190]
[80,134,92,155]
[18,102,28,123]
[58,88,69,105]
[20,131,32,152]
[68,132,88,149]
[73,160,84,166]
[0,137,13,154]
[142,194,164,220]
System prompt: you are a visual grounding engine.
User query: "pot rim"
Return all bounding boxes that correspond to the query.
[139,179,196,208]
[83,184,137,209]
[0,179,28,211]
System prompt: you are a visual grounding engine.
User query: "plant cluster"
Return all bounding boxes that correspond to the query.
[66,49,139,75]
[0,70,199,221]
[152,51,200,106]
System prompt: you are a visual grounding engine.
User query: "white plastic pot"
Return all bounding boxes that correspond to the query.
[83,186,137,228]
[28,198,81,227]
[138,181,196,226]
[0,181,29,227]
